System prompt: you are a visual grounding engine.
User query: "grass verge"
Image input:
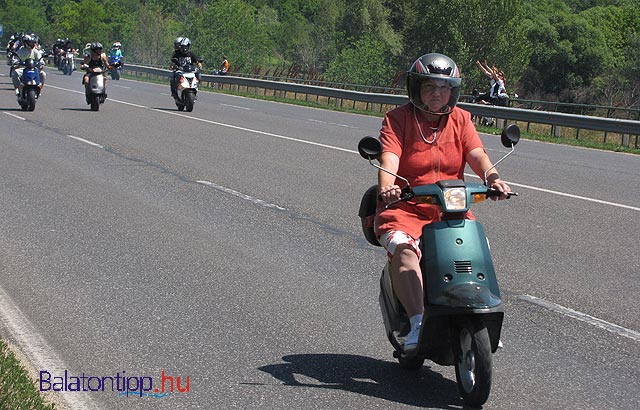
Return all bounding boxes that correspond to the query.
[0,338,55,409]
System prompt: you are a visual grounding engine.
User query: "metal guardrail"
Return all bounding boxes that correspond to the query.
[125,64,639,143]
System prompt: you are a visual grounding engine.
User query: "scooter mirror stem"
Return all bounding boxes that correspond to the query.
[483,142,515,186]
[368,158,411,190]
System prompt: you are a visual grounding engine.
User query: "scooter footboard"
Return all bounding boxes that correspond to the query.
[421,219,502,309]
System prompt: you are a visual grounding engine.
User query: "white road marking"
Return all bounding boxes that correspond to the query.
[221,103,252,110]
[196,180,286,210]
[463,173,640,212]
[4,112,26,121]
[46,84,639,213]
[67,135,105,149]
[515,294,640,342]
[308,118,358,128]
[0,286,99,409]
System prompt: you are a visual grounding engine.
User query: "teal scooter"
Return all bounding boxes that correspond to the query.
[357,124,520,408]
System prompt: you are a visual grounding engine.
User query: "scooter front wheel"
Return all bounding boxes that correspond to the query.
[26,89,37,111]
[184,91,195,112]
[397,354,424,371]
[90,94,100,111]
[453,317,492,407]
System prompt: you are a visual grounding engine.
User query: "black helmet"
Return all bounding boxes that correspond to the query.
[406,53,462,115]
[90,42,103,52]
[179,38,191,53]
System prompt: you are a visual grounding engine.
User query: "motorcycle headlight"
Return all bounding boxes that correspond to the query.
[443,187,467,211]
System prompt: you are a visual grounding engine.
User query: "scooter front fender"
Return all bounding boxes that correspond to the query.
[429,282,502,310]
[421,219,502,310]
[89,74,104,94]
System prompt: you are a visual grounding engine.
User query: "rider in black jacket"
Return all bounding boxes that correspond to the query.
[170,37,202,98]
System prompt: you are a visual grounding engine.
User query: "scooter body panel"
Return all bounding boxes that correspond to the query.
[378,218,504,364]
[22,67,41,87]
[379,265,408,350]
[421,219,501,309]
[89,73,105,94]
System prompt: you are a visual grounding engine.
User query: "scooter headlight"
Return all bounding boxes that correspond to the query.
[443,187,467,211]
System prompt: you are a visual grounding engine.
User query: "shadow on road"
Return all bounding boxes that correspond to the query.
[257,353,464,409]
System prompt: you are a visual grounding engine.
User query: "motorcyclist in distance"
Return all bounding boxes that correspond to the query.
[11,33,47,97]
[52,38,63,66]
[6,32,24,52]
[80,42,114,97]
[109,42,123,60]
[169,37,202,98]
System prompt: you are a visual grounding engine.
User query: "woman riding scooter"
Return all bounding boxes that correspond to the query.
[373,53,511,353]
[80,42,113,99]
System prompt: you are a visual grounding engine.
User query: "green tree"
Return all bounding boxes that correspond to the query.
[519,1,612,100]
[384,0,526,94]
[324,35,396,86]
[0,0,49,41]
[50,0,109,48]
[186,0,274,72]
[127,2,181,66]
[102,0,141,50]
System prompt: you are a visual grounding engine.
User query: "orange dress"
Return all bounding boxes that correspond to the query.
[374,104,484,239]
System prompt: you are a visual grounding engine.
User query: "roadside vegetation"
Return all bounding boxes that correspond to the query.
[0,339,55,410]
[1,0,639,109]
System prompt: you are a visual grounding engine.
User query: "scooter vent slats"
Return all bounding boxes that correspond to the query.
[454,261,472,273]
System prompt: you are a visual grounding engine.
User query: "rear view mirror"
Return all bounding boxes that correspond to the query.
[501,124,520,147]
[358,136,382,160]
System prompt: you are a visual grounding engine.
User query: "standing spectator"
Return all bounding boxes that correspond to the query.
[220,54,229,75]
[474,60,497,104]
[475,60,509,105]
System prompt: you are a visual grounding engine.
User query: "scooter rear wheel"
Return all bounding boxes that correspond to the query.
[453,317,492,408]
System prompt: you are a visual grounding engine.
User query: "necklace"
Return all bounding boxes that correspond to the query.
[414,106,438,144]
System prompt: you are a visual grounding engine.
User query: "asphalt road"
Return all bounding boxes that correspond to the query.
[0,68,638,410]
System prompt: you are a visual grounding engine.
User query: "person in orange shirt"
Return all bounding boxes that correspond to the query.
[374,53,511,353]
[220,54,229,75]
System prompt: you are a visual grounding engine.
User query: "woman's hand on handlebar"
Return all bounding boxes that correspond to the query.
[379,184,402,203]
[489,180,512,200]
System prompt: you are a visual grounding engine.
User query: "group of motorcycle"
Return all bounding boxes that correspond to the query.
[6,38,126,112]
[7,50,200,113]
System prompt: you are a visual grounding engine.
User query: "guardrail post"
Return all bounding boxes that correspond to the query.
[622,134,630,147]
[552,125,562,137]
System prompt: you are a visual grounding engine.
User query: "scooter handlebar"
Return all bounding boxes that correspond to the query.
[487,188,518,199]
